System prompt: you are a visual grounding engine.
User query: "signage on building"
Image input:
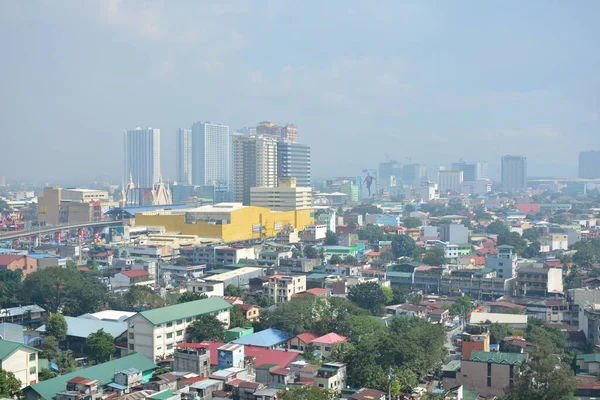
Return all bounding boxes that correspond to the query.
[274,222,282,231]
[252,224,262,233]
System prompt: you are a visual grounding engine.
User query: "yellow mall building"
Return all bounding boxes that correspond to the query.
[134,202,314,243]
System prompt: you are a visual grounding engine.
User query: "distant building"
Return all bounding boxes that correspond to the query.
[177,128,193,185]
[501,155,527,192]
[277,141,311,187]
[340,181,359,202]
[124,127,161,188]
[461,180,492,196]
[265,275,307,303]
[579,150,600,179]
[402,164,427,186]
[438,170,463,194]
[452,160,489,181]
[250,178,312,211]
[439,224,469,245]
[192,121,230,188]
[485,245,518,280]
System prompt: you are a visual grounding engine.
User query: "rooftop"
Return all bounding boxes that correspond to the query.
[37,316,127,339]
[197,340,298,368]
[0,339,37,360]
[311,333,348,345]
[132,297,232,325]
[118,270,150,278]
[26,353,156,400]
[233,328,293,347]
[469,351,527,365]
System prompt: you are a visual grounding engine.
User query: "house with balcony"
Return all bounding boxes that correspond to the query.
[515,263,564,297]
[265,275,306,303]
[55,377,102,400]
[314,362,347,394]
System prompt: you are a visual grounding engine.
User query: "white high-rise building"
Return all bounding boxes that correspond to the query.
[177,128,193,185]
[501,155,527,193]
[232,133,278,205]
[191,122,230,187]
[124,127,160,188]
[438,170,463,194]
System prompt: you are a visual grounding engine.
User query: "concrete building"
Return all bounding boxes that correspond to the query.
[0,254,37,279]
[177,128,193,185]
[438,170,463,194]
[485,245,518,280]
[192,121,230,188]
[501,155,527,192]
[180,245,256,269]
[174,344,212,377]
[461,180,492,196]
[126,297,232,361]
[439,224,469,244]
[124,127,161,188]
[579,150,600,179]
[314,362,347,394]
[186,280,224,297]
[62,189,109,203]
[204,267,266,288]
[256,121,298,143]
[0,340,38,387]
[402,164,427,187]
[250,178,312,211]
[277,141,311,187]
[442,351,526,398]
[266,275,307,303]
[134,203,314,243]
[231,133,278,205]
[340,181,359,202]
[279,258,320,274]
[515,263,563,297]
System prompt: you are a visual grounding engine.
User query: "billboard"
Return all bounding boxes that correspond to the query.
[361,169,378,199]
[274,221,282,231]
[252,224,262,233]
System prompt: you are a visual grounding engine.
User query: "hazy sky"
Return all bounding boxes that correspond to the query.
[1,1,599,183]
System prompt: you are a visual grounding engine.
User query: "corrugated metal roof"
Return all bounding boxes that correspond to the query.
[134,297,232,325]
[469,351,526,365]
[37,316,127,339]
[233,328,293,347]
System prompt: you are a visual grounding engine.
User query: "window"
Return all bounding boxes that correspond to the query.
[487,363,492,376]
[318,384,324,388]
[177,330,183,336]
[129,333,134,339]
[30,367,36,374]
[186,317,192,323]
[156,334,162,339]
[129,344,135,350]
[167,333,173,339]
[167,344,173,350]
[166,322,173,327]
[487,377,491,387]
[177,319,183,325]
[325,347,331,351]
[157,346,162,351]
[29,353,36,362]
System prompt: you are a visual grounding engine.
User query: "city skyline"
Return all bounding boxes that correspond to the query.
[1,2,599,182]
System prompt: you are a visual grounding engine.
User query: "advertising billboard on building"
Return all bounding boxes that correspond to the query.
[361,169,378,199]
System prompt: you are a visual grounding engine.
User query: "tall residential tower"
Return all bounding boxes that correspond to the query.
[177,128,192,185]
[191,122,230,187]
[501,155,527,192]
[124,127,161,188]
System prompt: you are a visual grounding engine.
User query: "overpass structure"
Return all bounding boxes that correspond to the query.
[0,220,123,241]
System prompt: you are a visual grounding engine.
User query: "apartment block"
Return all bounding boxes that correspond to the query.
[266,275,307,303]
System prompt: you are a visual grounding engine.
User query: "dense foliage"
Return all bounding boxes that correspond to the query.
[185,315,225,342]
[86,329,116,363]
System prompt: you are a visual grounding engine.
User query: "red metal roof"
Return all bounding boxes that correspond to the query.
[311,333,348,345]
[119,269,150,278]
[488,301,527,310]
[197,340,299,368]
[295,333,318,344]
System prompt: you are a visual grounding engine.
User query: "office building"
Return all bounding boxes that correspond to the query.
[451,160,488,181]
[402,164,427,186]
[256,121,298,142]
[177,128,193,185]
[191,121,230,187]
[124,127,160,188]
[579,151,600,179]
[461,180,492,196]
[277,141,311,187]
[231,133,278,205]
[379,160,402,189]
[501,155,527,192]
[251,178,312,211]
[438,170,463,194]
[439,223,469,244]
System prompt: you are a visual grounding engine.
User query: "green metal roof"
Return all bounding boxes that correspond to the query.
[0,339,37,360]
[135,297,232,325]
[469,351,526,365]
[387,271,412,278]
[442,360,461,372]
[577,353,600,363]
[148,390,175,400]
[26,353,156,400]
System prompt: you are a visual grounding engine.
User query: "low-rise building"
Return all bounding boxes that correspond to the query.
[311,333,348,359]
[126,297,232,361]
[515,263,564,297]
[577,354,600,374]
[204,267,266,288]
[186,280,225,297]
[470,312,528,330]
[278,258,320,274]
[180,245,257,270]
[314,362,347,393]
[173,343,212,377]
[0,254,37,279]
[265,275,306,303]
[111,270,155,290]
[0,340,39,388]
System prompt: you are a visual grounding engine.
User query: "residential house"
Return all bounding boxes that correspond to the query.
[348,388,386,400]
[289,333,318,352]
[470,312,528,330]
[235,304,261,323]
[0,339,39,388]
[173,344,211,377]
[314,362,347,394]
[255,364,295,386]
[429,308,449,324]
[111,270,155,290]
[186,280,225,297]
[0,254,37,278]
[0,305,46,324]
[311,333,348,359]
[126,297,232,361]
[55,377,102,400]
[278,258,320,274]
[515,264,564,297]
[577,354,600,374]
[265,275,306,303]
[232,329,293,349]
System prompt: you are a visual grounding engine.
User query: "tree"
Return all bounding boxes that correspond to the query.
[422,247,445,266]
[174,257,189,266]
[348,282,387,316]
[0,370,21,398]
[403,217,422,229]
[486,221,510,236]
[86,329,116,364]
[521,241,541,259]
[224,284,245,297]
[391,235,417,258]
[38,336,59,360]
[350,204,383,217]
[177,292,208,304]
[498,232,527,255]
[279,385,338,400]
[229,306,247,329]
[303,343,318,363]
[403,204,416,215]
[357,224,386,244]
[121,285,165,310]
[65,260,79,269]
[244,293,275,308]
[392,287,409,304]
[343,255,358,265]
[449,296,474,326]
[38,368,58,382]
[381,286,393,304]
[380,251,395,262]
[45,313,68,340]
[573,246,596,269]
[329,255,343,264]
[186,315,225,342]
[304,245,318,259]
[508,345,576,400]
[56,352,76,374]
[489,323,514,346]
[522,228,540,242]
[324,230,339,245]
[406,292,423,306]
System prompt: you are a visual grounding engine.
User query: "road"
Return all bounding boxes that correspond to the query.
[444,324,461,363]
[0,220,123,241]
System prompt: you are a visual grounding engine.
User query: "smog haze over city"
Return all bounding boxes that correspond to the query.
[1,1,599,183]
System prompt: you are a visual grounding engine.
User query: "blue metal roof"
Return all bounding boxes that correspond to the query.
[27,253,60,259]
[232,328,293,348]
